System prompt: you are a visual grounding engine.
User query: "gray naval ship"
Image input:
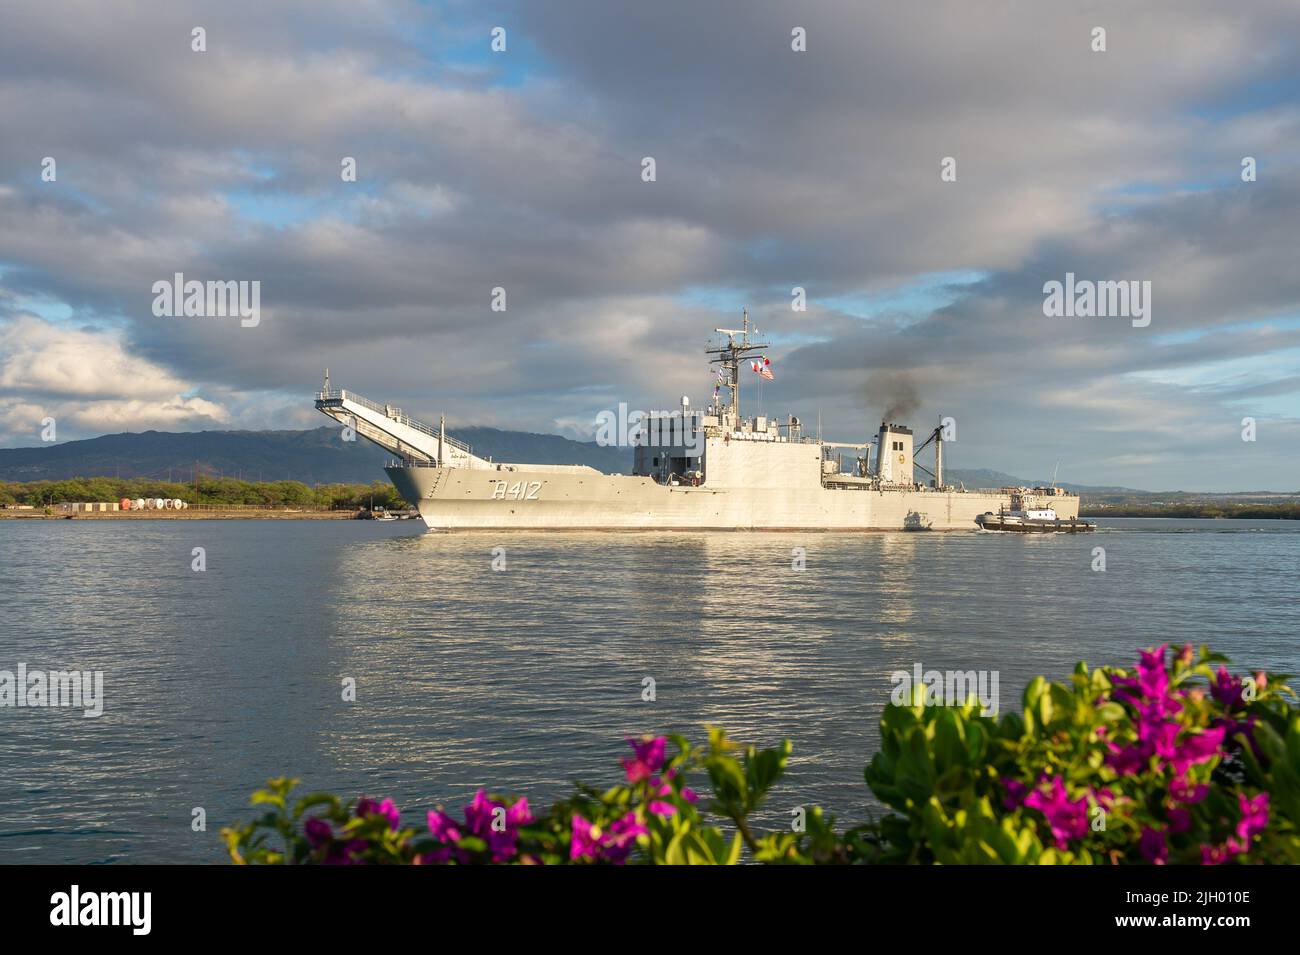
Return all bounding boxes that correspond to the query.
[315,318,1078,531]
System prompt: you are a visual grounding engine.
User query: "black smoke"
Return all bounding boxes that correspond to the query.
[864,371,920,423]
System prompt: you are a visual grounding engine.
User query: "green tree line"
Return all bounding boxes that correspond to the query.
[0,476,408,510]
[1083,502,1300,519]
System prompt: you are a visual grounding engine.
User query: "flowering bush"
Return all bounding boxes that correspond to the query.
[864,643,1300,864]
[223,727,851,865]
[222,646,1300,865]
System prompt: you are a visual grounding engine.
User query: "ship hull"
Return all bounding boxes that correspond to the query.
[386,465,1080,532]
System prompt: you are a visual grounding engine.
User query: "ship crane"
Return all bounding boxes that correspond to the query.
[912,424,945,488]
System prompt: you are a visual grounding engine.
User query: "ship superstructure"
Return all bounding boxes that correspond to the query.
[313,322,1079,531]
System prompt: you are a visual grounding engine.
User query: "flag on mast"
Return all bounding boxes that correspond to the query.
[751,356,774,380]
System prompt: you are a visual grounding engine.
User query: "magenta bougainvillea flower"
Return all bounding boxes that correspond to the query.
[1169,775,1208,805]
[1201,842,1232,865]
[647,768,699,816]
[1001,777,1028,810]
[1139,827,1168,864]
[425,808,461,843]
[1137,645,1171,700]
[303,799,399,864]
[1098,646,1275,865]
[1162,725,1226,776]
[570,812,648,864]
[1104,742,1150,776]
[622,735,668,783]
[304,816,332,848]
[322,838,369,865]
[622,737,697,815]
[1106,646,1232,782]
[356,797,400,831]
[302,815,368,863]
[1210,666,1245,709]
[1235,792,1269,845]
[1023,776,1090,850]
[424,789,533,863]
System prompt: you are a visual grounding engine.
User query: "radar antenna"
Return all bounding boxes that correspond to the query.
[707,307,769,425]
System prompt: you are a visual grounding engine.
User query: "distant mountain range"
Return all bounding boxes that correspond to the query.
[0,426,633,484]
[0,426,1150,492]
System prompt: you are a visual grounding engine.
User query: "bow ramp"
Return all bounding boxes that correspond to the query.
[314,386,488,469]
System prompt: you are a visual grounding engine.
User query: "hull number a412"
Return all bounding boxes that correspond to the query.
[491,480,542,501]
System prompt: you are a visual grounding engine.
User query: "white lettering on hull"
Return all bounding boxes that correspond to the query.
[490,480,543,500]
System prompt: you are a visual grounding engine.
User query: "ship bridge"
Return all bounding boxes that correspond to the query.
[314,380,487,469]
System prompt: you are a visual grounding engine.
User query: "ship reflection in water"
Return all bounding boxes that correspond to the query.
[2,519,1298,862]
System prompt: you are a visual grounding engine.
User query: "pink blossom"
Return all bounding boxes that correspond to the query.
[1169,775,1209,805]
[426,790,533,863]
[1201,843,1232,865]
[570,812,648,864]
[1210,667,1245,709]
[1137,645,1170,700]
[322,838,369,865]
[356,796,400,831]
[1164,726,1226,776]
[1139,827,1168,864]
[1024,776,1090,850]
[304,816,332,848]
[1235,792,1269,845]
[622,735,668,783]
[1001,777,1028,810]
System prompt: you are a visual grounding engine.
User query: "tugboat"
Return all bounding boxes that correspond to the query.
[976,491,1095,533]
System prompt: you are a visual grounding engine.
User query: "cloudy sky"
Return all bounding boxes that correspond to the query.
[1,0,1298,490]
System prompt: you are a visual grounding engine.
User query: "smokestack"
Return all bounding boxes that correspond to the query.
[876,421,914,484]
[935,428,943,488]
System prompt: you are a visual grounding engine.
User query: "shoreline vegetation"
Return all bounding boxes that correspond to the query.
[224,645,1300,865]
[1082,503,1300,520]
[0,476,407,517]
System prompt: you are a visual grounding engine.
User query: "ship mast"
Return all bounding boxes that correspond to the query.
[708,308,769,427]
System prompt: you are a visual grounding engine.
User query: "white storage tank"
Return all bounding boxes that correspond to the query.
[134,498,146,510]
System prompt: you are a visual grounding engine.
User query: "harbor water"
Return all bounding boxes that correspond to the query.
[1,518,1297,863]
